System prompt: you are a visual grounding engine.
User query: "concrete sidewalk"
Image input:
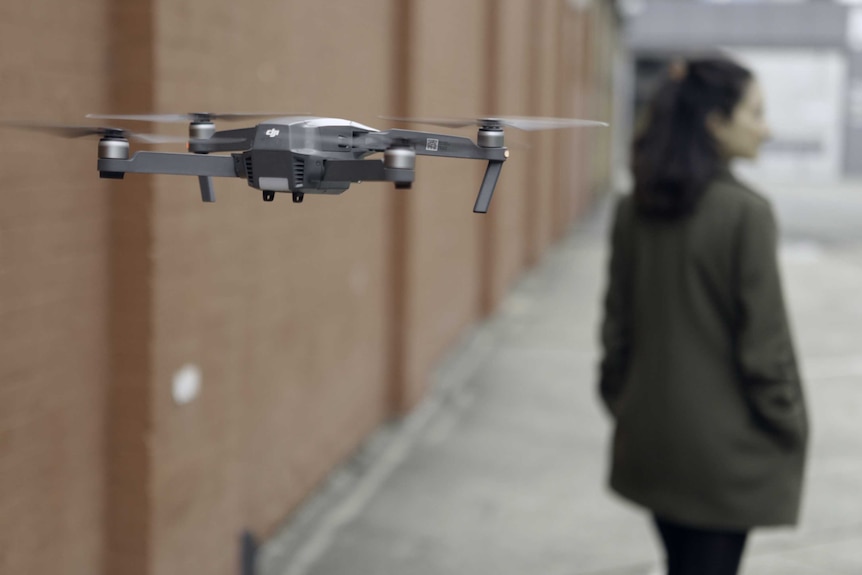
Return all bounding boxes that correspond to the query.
[260,189,862,575]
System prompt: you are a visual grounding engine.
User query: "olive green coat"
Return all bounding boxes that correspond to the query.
[598,169,809,530]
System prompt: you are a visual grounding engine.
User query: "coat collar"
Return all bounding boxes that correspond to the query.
[714,163,737,184]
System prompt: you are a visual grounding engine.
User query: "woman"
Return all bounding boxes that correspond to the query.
[598,57,809,575]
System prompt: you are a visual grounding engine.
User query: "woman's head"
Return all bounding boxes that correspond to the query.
[632,56,765,218]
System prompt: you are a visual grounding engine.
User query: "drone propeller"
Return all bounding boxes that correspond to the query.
[379,115,609,131]
[0,120,247,146]
[0,121,192,144]
[86,112,302,123]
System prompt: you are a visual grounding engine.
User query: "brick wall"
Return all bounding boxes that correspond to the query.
[0,2,617,575]
[0,4,110,575]
[483,0,532,314]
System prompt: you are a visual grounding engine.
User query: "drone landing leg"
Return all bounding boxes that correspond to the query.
[473,160,504,214]
[262,190,275,202]
[199,176,216,202]
[292,192,304,203]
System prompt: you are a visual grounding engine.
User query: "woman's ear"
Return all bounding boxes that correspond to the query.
[705,110,726,139]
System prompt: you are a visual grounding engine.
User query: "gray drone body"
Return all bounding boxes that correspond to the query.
[5,112,606,213]
[96,115,510,213]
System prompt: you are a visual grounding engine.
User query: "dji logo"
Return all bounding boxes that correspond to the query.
[266,128,280,138]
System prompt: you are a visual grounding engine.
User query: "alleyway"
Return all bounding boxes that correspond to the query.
[261,179,862,575]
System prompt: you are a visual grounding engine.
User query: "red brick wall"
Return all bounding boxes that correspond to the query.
[395,0,489,410]
[104,4,157,575]
[147,2,395,574]
[0,4,110,575]
[0,2,618,575]
[481,0,532,315]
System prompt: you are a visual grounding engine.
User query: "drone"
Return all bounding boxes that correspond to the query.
[4,113,608,213]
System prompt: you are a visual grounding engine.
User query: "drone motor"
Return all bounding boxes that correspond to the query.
[98,137,130,160]
[383,147,416,190]
[477,127,505,148]
[383,146,415,170]
[189,121,216,140]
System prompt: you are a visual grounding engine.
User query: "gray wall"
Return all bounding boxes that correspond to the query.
[624,1,862,177]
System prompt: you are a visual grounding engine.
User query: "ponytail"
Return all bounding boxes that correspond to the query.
[632,57,752,219]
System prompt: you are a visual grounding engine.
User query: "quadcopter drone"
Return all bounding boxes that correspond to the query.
[5,113,607,213]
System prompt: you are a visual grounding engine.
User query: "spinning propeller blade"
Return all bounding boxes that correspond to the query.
[379,116,476,129]
[86,112,304,123]
[1,121,184,143]
[380,115,608,130]
[1,121,245,145]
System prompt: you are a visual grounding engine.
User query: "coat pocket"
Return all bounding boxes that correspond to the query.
[747,381,807,449]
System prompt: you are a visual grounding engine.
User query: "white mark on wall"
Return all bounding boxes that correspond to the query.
[172,364,202,405]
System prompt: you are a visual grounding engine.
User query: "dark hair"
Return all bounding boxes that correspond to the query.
[632,57,753,218]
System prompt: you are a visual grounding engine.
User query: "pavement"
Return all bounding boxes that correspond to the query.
[259,179,862,575]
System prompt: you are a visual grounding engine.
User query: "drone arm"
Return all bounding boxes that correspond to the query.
[98,152,239,178]
[372,130,507,161]
[320,159,414,185]
[321,159,385,181]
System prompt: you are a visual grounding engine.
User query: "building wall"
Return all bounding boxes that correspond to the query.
[397,0,488,410]
[131,3,395,575]
[585,1,617,200]
[625,1,862,178]
[105,5,157,574]
[483,0,533,314]
[0,4,110,575]
[0,2,618,575]
[527,0,563,263]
